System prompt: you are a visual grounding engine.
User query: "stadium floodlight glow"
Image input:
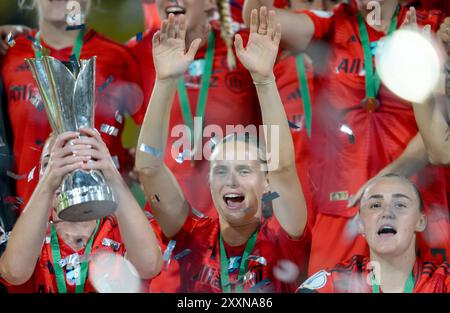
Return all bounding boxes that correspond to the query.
[376,28,443,104]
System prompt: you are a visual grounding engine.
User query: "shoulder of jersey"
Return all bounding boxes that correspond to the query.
[89,31,137,60]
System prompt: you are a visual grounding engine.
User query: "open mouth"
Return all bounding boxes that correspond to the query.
[377,225,397,237]
[165,6,186,17]
[223,193,245,210]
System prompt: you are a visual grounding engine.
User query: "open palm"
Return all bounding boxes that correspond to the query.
[152,14,202,81]
[235,7,281,82]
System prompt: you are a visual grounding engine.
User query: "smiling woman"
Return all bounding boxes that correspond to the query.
[136,8,310,293]
[298,174,450,293]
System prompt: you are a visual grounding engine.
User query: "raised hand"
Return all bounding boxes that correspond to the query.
[234,7,281,82]
[152,13,202,81]
[0,24,32,55]
[71,127,121,183]
[39,132,88,192]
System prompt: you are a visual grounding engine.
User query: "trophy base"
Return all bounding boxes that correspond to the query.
[57,185,117,222]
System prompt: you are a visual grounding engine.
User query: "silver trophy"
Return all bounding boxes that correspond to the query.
[26,56,117,221]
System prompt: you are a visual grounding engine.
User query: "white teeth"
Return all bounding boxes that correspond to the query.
[166,7,185,14]
[225,194,242,198]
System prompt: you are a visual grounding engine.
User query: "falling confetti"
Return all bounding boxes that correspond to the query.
[174,249,192,261]
[6,32,16,47]
[262,192,280,203]
[98,75,114,92]
[273,259,300,283]
[100,124,119,137]
[163,240,176,271]
[139,143,163,159]
[28,166,36,182]
[136,32,143,42]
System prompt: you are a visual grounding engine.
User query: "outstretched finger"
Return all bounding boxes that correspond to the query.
[186,38,202,61]
[258,6,268,35]
[160,19,168,42]
[167,13,176,39]
[250,9,258,34]
[152,31,161,49]
[267,10,276,39]
[274,23,281,47]
[234,34,245,56]
[178,14,187,41]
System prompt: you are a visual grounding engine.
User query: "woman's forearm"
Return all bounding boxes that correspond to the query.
[135,78,178,172]
[0,181,54,284]
[110,176,163,280]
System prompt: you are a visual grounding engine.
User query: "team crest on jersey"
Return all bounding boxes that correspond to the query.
[330,191,349,201]
[300,270,330,290]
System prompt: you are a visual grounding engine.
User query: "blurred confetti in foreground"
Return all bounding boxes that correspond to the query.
[88,250,142,293]
[273,259,300,283]
[376,29,443,103]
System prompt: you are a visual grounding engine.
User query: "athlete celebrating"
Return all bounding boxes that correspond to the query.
[244,0,449,273]
[0,128,162,293]
[136,9,310,292]
[1,0,146,210]
[298,174,449,293]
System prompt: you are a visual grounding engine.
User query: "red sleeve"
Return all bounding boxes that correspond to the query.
[127,30,156,123]
[297,9,335,40]
[120,48,146,125]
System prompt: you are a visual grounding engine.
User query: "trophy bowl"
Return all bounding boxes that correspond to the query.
[26,56,117,221]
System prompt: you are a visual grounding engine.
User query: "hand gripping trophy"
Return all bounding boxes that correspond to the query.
[26,56,117,221]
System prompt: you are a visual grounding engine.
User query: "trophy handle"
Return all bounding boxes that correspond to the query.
[74,57,96,129]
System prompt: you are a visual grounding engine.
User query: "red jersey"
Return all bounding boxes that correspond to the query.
[142,2,161,32]
[300,3,447,219]
[274,53,316,227]
[128,24,262,217]
[3,217,135,293]
[297,255,450,293]
[155,210,310,293]
[229,0,289,24]
[1,30,146,211]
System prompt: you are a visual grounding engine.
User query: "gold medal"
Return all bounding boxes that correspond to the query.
[361,97,380,112]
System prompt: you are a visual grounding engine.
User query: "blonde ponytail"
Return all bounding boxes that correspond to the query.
[216,0,236,70]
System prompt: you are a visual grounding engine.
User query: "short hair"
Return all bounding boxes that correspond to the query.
[360,173,424,212]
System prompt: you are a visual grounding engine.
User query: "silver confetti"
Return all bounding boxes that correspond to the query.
[111,155,120,169]
[6,32,16,47]
[0,136,5,147]
[247,255,267,266]
[192,208,206,219]
[163,240,176,271]
[0,231,11,245]
[28,166,36,182]
[139,143,163,159]
[100,124,119,137]
[115,111,124,124]
[175,149,191,164]
[102,238,121,251]
[174,249,192,260]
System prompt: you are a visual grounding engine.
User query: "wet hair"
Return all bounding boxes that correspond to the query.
[360,173,424,212]
[216,0,236,70]
[209,132,268,174]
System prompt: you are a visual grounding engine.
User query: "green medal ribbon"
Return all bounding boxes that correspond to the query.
[295,54,312,138]
[371,271,415,293]
[50,219,100,293]
[219,230,258,293]
[33,28,85,60]
[357,5,400,101]
[177,30,215,148]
